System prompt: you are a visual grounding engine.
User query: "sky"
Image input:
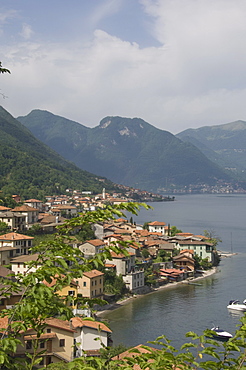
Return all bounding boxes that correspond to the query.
[1,0,246,134]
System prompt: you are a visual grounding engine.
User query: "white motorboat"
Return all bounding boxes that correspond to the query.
[227,299,246,312]
[210,327,233,341]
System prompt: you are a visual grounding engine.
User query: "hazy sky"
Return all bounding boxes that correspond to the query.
[1,0,246,134]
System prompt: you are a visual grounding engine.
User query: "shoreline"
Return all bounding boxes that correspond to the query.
[97,267,218,317]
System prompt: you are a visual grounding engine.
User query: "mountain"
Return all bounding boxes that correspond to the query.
[176,121,246,178]
[18,110,232,192]
[0,106,115,199]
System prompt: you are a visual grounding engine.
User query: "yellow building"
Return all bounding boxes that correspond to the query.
[77,269,104,299]
[43,277,78,310]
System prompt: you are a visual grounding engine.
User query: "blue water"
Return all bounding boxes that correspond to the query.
[103,194,246,348]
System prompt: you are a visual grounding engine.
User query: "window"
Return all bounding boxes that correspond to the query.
[83,282,86,287]
[16,249,20,254]
[68,290,74,296]
[100,278,102,284]
[40,341,45,349]
[59,339,65,347]
[95,280,97,286]
[47,328,51,333]
[26,341,32,350]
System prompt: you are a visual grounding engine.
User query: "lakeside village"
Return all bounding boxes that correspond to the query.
[0,189,220,367]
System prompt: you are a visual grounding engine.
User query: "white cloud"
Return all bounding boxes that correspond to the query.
[19,23,33,40]
[2,1,246,134]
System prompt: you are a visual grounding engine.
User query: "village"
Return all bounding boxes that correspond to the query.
[0,189,219,367]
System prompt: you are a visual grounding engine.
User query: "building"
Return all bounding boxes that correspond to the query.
[77,270,104,299]
[71,317,112,357]
[0,232,33,265]
[148,221,166,235]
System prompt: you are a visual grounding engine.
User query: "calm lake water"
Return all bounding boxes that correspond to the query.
[103,194,246,349]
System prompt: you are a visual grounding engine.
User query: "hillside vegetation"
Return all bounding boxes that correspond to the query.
[177,120,246,180]
[0,106,115,199]
[18,111,232,192]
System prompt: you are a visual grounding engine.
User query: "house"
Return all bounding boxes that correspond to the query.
[174,240,214,262]
[43,277,78,310]
[105,251,135,276]
[50,204,77,218]
[11,205,39,228]
[0,266,24,310]
[0,206,11,213]
[24,199,44,212]
[77,269,104,299]
[10,253,41,275]
[122,269,145,293]
[0,232,33,265]
[148,221,166,235]
[79,239,106,258]
[71,317,112,357]
[15,317,77,367]
[159,268,186,282]
[173,250,195,272]
[0,211,26,231]
[111,344,158,369]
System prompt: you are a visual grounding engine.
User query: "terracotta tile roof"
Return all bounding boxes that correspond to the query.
[83,269,104,278]
[104,263,116,268]
[71,317,112,333]
[0,232,34,241]
[24,199,42,203]
[110,251,135,259]
[176,232,194,237]
[148,221,166,226]
[85,239,105,246]
[12,205,39,212]
[111,344,159,360]
[45,318,75,332]
[0,317,9,330]
[24,333,57,340]
[180,249,194,254]
[0,206,11,211]
[10,253,40,263]
[0,266,15,278]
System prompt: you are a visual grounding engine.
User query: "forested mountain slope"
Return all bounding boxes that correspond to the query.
[177,120,246,179]
[0,106,115,199]
[18,110,232,192]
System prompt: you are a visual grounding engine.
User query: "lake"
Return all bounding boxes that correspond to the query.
[102,194,246,349]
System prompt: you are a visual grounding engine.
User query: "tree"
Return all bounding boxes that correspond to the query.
[203,229,222,247]
[170,225,182,236]
[0,62,10,74]
[0,202,149,369]
[0,202,246,369]
[0,221,9,235]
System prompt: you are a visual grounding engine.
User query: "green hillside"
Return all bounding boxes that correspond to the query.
[18,110,232,192]
[0,106,115,199]
[177,120,246,179]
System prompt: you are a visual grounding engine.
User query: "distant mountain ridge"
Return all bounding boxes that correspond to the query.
[18,110,232,192]
[176,120,246,178]
[0,106,115,199]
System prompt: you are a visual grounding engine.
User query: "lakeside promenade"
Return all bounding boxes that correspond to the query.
[97,266,218,317]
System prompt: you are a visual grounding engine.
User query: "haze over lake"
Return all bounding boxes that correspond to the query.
[103,194,246,348]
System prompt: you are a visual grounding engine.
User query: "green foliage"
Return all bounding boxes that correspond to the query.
[170,225,183,236]
[18,112,233,192]
[141,248,150,259]
[0,221,9,235]
[0,202,245,370]
[104,270,127,296]
[0,107,117,199]
[75,224,95,243]
[203,229,222,247]
[0,62,10,74]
